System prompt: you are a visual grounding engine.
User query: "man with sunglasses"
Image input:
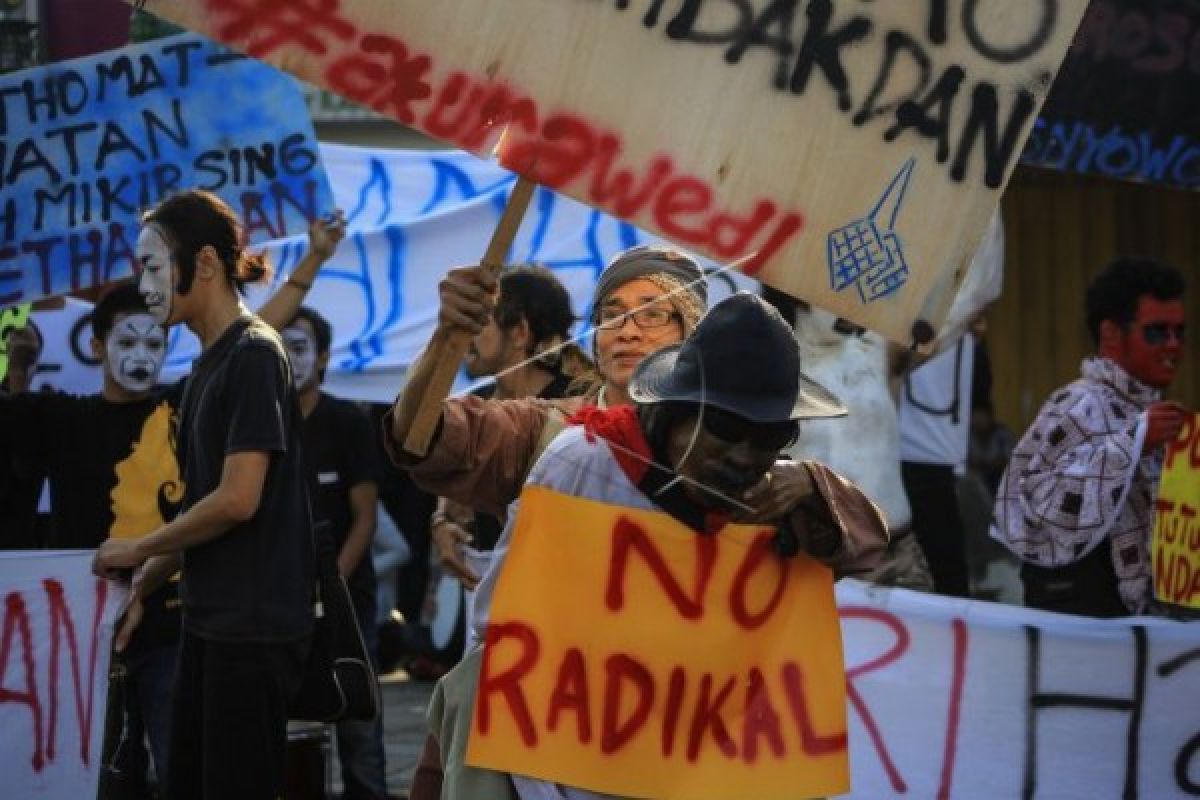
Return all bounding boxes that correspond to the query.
[991,257,1188,617]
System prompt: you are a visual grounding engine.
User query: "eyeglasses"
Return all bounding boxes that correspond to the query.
[699,407,799,451]
[1139,323,1186,345]
[594,306,680,331]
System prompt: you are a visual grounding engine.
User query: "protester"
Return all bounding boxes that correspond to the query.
[424,293,888,799]
[0,318,42,393]
[284,306,388,800]
[392,245,707,796]
[991,257,1188,617]
[784,295,935,592]
[386,245,706,519]
[389,249,889,798]
[958,318,1021,603]
[898,328,977,597]
[92,189,333,799]
[2,207,340,792]
[432,265,587,594]
[0,318,47,549]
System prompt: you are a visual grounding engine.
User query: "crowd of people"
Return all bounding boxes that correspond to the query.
[0,185,1192,799]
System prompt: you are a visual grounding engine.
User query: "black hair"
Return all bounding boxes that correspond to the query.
[141,190,270,296]
[92,281,151,341]
[1085,257,1185,345]
[494,266,575,353]
[286,306,334,384]
[288,306,333,355]
[494,265,594,378]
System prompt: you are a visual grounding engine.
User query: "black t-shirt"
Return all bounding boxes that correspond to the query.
[0,431,46,550]
[0,383,186,646]
[177,315,313,643]
[0,386,184,548]
[301,393,378,600]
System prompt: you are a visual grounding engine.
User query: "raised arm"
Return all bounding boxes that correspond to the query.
[384,394,564,518]
[258,211,346,330]
[388,265,497,451]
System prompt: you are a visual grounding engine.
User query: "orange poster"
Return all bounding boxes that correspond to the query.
[1153,412,1200,609]
[466,485,849,800]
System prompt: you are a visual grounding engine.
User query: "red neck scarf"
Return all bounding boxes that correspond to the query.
[567,405,653,486]
[566,405,730,534]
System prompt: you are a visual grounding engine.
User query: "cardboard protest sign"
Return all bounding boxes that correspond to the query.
[132,0,1087,345]
[1022,0,1200,192]
[0,32,334,306]
[467,485,848,799]
[0,552,125,800]
[1152,412,1200,608]
[0,303,32,383]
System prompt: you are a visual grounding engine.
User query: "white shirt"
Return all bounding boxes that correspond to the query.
[898,333,975,472]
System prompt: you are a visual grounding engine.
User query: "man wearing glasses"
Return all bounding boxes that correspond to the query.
[991,257,1188,617]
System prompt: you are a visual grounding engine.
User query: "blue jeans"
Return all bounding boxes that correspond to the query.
[124,641,177,785]
[337,588,388,799]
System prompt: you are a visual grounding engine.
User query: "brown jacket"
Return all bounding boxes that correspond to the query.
[385,395,888,577]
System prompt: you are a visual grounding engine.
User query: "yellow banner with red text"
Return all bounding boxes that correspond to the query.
[1153,412,1200,609]
[466,485,848,799]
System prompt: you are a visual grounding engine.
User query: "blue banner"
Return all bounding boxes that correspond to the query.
[29,143,754,403]
[0,32,334,305]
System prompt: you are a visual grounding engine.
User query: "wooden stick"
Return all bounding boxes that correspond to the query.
[399,175,538,456]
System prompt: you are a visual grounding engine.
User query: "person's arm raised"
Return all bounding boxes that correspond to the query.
[388,265,498,456]
[258,211,347,330]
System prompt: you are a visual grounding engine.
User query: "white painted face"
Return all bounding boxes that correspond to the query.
[105,312,166,393]
[283,325,319,390]
[136,226,174,326]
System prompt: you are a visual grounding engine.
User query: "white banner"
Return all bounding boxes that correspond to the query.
[2,556,1194,798]
[0,552,124,800]
[836,579,1200,799]
[28,142,753,401]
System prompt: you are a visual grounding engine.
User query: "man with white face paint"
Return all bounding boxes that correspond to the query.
[0,283,185,790]
[285,306,389,799]
[104,310,167,393]
[0,208,344,792]
[136,224,176,326]
[93,190,344,800]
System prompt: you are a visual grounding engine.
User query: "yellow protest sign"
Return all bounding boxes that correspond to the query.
[466,485,848,800]
[0,304,33,384]
[1153,412,1200,609]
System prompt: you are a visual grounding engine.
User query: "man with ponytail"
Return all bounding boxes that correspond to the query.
[94,189,339,799]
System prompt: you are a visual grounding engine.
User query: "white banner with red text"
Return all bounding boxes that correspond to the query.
[0,552,124,800]
[836,579,1199,799]
[2,555,1195,799]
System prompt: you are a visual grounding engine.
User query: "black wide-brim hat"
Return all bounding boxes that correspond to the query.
[629,292,846,422]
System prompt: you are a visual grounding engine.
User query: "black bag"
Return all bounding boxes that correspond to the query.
[289,524,380,723]
[96,656,151,800]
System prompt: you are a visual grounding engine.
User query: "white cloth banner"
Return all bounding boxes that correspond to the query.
[2,556,1195,798]
[836,579,1200,799]
[0,552,124,799]
[28,143,751,401]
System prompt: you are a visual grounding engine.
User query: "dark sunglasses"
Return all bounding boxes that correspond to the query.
[1139,323,1186,345]
[699,407,799,451]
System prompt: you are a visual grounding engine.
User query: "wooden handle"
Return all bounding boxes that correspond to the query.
[401,176,538,456]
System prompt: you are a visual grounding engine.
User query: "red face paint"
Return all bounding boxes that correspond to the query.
[1113,296,1186,389]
